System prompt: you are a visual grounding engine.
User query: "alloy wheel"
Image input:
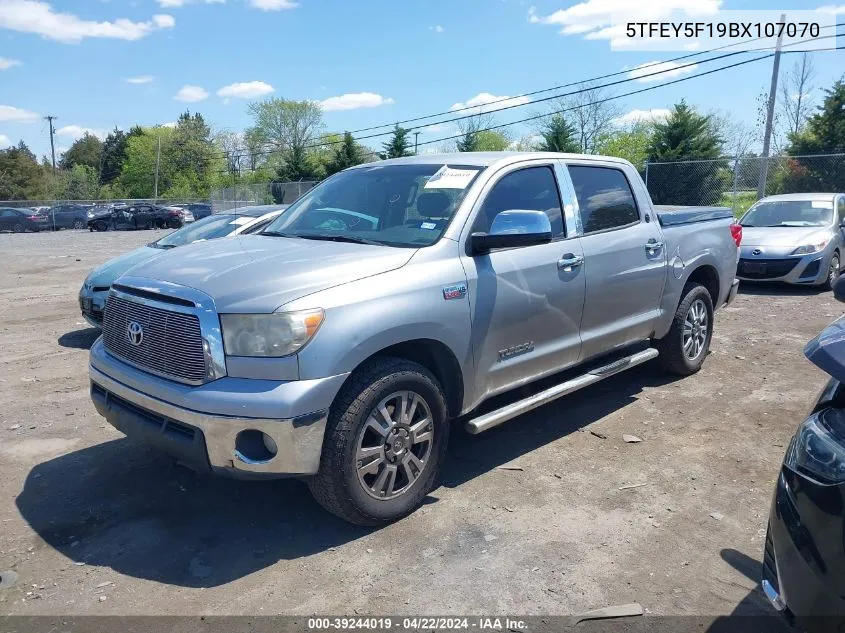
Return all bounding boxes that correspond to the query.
[355,390,434,500]
[682,298,709,361]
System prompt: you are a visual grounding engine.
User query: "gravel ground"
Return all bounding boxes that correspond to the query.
[0,229,840,619]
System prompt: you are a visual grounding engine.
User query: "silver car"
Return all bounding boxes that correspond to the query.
[738,193,845,289]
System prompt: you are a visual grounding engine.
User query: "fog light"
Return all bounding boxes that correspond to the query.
[234,429,278,464]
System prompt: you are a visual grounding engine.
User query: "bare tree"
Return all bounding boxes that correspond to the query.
[545,82,621,153]
[215,130,244,176]
[779,52,816,138]
[710,110,757,157]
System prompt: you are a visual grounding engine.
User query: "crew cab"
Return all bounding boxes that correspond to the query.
[88,152,740,525]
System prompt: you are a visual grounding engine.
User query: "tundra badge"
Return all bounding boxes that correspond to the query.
[442,283,468,300]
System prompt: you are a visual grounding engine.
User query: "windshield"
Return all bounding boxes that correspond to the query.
[152,214,251,248]
[262,163,484,248]
[740,200,834,227]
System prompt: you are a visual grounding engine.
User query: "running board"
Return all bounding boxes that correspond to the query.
[464,348,659,435]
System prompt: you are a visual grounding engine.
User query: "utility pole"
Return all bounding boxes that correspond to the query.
[757,13,786,199]
[414,132,420,155]
[153,134,161,200]
[44,115,57,173]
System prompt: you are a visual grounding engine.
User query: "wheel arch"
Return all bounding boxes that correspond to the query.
[337,338,465,419]
[684,264,720,306]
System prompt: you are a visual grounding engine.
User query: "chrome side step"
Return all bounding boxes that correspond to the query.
[464,348,659,435]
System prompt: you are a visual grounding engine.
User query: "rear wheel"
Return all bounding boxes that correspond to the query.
[94,221,108,232]
[823,252,840,291]
[12,222,25,233]
[72,219,85,230]
[308,357,449,526]
[654,283,714,376]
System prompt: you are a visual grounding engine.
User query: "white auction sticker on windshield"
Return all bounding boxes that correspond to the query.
[424,166,477,189]
[811,201,833,209]
[230,217,253,225]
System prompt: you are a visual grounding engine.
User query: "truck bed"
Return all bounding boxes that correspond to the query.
[655,206,735,227]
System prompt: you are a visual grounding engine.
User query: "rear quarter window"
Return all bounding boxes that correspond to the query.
[568,165,640,234]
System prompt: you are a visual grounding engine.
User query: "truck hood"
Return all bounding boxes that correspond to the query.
[86,246,161,288]
[120,235,416,312]
[740,226,831,247]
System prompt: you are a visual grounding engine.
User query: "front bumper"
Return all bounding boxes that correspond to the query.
[764,467,845,630]
[737,249,833,285]
[89,338,349,478]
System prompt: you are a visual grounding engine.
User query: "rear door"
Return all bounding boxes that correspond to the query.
[563,161,666,360]
[460,161,586,403]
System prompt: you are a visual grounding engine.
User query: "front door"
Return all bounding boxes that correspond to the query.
[565,163,666,360]
[461,163,586,405]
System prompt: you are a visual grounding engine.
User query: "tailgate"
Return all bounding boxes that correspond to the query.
[655,206,734,227]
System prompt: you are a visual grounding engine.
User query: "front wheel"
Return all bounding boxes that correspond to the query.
[653,283,714,376]
[72,219,85,230]
[94,221,108,232]
[308,357,449,526]
[12,222,25,233]
[823,252,840,291]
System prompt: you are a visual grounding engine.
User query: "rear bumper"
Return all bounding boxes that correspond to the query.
[724,278,740,307]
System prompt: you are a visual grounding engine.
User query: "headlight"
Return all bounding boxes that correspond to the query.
[785,408,845,484]
[220,309,324,357]
[792,240,829,255]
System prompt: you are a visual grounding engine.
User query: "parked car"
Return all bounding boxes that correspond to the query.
[88,152,740,525]
[79,205,287,327]
[176,202,213,220]
[43,203,94,230]
[0,207,50,232]
[737,193,845,289]
[163,205,195,224]
[762,276,845,631]
[87,203,183,231]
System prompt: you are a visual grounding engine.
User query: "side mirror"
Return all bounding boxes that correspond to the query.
[470,209,553,255]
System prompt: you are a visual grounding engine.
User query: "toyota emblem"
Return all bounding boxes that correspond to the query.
[127,321,144,346]
[752,249,762,256]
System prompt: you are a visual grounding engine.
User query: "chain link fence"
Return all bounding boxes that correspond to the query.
[644,153,845,217]
[210,181,317,212]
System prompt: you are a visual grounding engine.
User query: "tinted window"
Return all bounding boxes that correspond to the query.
[838,197,845,223]
[474,166,564,236]
[568,166,639,234]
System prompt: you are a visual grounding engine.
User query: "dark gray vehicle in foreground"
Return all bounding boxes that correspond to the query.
[763,277,845,631]
[89,152,740,524]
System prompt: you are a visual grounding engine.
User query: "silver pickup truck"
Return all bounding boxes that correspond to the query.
[88,152,740,525]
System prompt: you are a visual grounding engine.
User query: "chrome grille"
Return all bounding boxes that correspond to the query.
[103,294,207,384]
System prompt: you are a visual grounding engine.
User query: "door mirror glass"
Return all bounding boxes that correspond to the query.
[471,209,552,254]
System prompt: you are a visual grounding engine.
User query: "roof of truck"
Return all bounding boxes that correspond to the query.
[355,152,632,169]
[760,193,842,201]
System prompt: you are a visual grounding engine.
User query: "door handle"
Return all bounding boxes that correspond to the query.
[645,240,664,253]
[558,254,584,270]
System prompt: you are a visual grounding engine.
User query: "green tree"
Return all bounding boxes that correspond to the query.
[782,78,845,192]
[473,130,510,151]
[594,122,655,171]
[537,115,580,153]
[100,128,131,185]
[0,141,47,200]
[275,145,323,183]
[47,164,100,200]
[647,101,726,205]
[247,97,323,160]
[381,125,412,158]
[326,132,365,176]
[60,133,103,171]
[172,110,217,183]
[118,127,176,198]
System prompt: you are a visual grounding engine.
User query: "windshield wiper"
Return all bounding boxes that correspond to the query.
[295,233,383,246]
[261,231,297,238]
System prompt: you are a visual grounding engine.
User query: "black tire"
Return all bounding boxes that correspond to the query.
[12,222,25,233]
[308,357,449,526]
[72,219,85,230]
[654,283,714,376]
[822,251,840,291]
[94,221,108,232]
